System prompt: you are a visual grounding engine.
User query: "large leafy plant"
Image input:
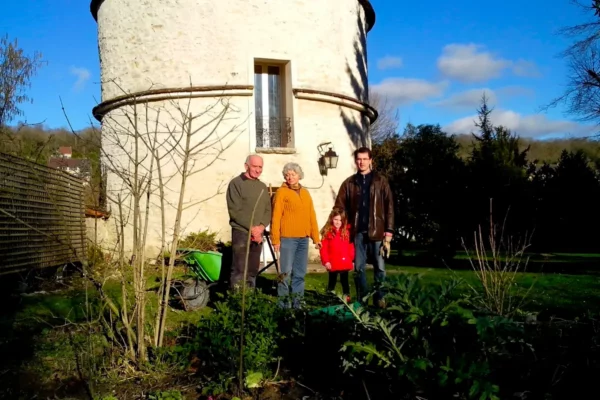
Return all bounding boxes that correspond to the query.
[341,273,525,399]
[190,289,296,395]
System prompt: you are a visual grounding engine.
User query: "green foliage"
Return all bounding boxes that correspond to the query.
[186,289,298,395]
[147,390,184,400]
[373,94,600,256]
[178,229,219,252]
[0,125,104,207]
[531,148,600,251]
[455,133,600,164]
[0,34,44,127]
[340,273,526,399]
[469,96,530,175]
[88,244,106,272]
[372,123,465,258]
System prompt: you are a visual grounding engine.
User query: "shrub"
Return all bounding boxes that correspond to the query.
[178,230,219,252]
[340,273,527,399]
[188,289,299,395]
[462,206,535,317]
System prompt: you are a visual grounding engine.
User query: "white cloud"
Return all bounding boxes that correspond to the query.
[436,44,540,83]
[377,56,403,70]
[371,77,449,106]
[444,109,597,138]
[511,59,541,78]
[70,67,91,92]
[432,86,534,110]
[432,88,497,110]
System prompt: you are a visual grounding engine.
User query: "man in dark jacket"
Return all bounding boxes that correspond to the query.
[334,147,394,307]
[226,155,272,289]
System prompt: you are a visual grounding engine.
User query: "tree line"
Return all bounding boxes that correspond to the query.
[0,124,104,208]
[372,97,600,258]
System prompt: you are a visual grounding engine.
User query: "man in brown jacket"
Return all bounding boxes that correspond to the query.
[334,147,394,307]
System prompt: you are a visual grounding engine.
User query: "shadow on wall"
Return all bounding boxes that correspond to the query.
[340,3,371,149]
[330,184,338,203]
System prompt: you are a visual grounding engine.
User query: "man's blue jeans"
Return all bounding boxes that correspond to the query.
[354,232,386,304]
[277,237,309,308]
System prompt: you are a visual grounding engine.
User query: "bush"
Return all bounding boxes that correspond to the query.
[178,230,219,252]
[340,273,527,399]
[188,289,300,395]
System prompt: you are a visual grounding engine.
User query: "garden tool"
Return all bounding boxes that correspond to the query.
[379,235,392,258]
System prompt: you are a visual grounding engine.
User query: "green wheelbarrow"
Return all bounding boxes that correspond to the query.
[171,248,222,310]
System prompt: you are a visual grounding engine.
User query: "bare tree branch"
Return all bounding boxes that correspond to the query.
[368,90,400,143]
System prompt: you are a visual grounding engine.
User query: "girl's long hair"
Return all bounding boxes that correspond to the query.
[320,208,350,240]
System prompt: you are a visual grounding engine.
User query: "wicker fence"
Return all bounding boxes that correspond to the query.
[0,152,86,276]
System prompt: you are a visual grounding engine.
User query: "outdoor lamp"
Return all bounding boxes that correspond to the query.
[317,142,339,176]
[323,147,339,169]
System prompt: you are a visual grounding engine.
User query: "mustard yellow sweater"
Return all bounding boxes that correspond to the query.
[271,183,321,245]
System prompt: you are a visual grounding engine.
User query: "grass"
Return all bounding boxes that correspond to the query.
[263,263,600,319]
[2,255,600,398]
[8,261,600,339]
[0,267,211,399]
[11,268,210,331]
[398,249,600,273]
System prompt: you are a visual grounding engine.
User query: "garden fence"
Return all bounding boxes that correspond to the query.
[0,152,86,275]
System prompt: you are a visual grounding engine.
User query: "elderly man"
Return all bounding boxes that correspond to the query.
[334,146,394,308]
[226,154,272,289]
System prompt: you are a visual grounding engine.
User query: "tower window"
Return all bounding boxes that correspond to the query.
[254,62,293,149]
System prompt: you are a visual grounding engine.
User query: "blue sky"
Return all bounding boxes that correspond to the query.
[1,0,597,138]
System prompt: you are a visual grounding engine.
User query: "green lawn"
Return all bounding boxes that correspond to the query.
[9,261,600,331]
[263,263,600,319]
[2,262,600,398]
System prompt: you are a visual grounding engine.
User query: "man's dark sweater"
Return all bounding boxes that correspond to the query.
[226,173,272,232]
[357,171,372,233]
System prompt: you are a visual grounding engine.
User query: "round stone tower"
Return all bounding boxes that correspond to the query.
[90,0,377,261]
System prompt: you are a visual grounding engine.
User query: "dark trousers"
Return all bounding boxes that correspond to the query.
[327,271,350,295]
[354,232,386,303]
[230,228,263,289]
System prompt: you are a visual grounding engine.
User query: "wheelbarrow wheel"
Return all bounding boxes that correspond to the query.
[181,279,210,310]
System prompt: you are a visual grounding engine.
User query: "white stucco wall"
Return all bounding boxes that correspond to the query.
[92,0,376,263]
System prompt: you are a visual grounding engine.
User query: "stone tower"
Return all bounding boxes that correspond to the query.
[90,0,377,260]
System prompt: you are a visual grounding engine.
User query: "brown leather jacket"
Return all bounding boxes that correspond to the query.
[334,171,395,241]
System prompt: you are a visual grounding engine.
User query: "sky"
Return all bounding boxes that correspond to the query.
[0,0,598,139]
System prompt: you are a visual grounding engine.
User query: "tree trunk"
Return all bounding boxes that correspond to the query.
[156,114,193,347]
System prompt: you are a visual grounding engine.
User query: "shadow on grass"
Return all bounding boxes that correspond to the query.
[388,250,600,275]
[0,265,92,399]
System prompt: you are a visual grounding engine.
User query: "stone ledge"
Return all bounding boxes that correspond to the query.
[293,88,378,123]
[255,147,297,154]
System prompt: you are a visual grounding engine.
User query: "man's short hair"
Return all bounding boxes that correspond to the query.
[353,147,372,160]
[245,154,262,164]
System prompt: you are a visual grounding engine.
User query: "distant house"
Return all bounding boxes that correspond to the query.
[48,146,91,183]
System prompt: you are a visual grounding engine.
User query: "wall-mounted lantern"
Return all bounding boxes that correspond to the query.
[318,142,339,176]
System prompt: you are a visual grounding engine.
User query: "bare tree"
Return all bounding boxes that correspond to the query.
[92,81,246,363]
[0,35,44,128]
[154,95,246,347]
[545,1,600,127]
[368,90,400,143]
[461,201,535,317]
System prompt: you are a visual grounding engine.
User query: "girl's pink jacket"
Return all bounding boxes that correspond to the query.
[319,224,355,272]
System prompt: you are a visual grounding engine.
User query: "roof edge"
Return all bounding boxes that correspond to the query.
[91,0,375,29]
[358,0,376,32]
[90,0,104,21]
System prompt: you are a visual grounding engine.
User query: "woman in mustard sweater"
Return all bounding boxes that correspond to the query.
[271,162,321,309]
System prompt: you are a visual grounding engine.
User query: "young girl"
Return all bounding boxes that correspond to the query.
[319,208,355,302]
